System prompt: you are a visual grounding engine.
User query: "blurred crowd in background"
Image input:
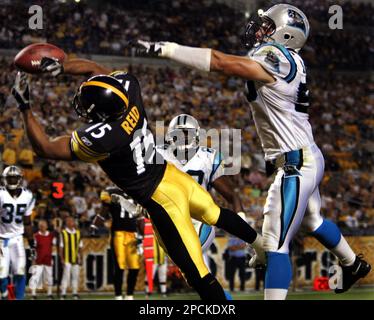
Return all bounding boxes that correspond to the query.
[0,0,372,70]
[0,0,373,237]
[1,59,373,236]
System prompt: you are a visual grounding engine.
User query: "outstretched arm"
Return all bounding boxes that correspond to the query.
[63,58,111,77]
[41,57,112,77]
[20,56,111,158]
[22,110,73,160]
[137,41,274,83]
[12,72,73,161]
[210,50,274,83]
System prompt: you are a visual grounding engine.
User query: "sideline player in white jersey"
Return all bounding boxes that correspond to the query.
[0,166,35,300]
[157,114,249,268]
[137,3,371,299]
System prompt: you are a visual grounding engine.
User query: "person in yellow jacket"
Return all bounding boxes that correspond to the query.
[59,216,82,300]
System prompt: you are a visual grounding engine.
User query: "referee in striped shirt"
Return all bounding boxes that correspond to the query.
[59,216,83,300]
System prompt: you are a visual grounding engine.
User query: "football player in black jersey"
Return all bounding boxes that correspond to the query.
[11,56,264,300]
[90,187,143,300]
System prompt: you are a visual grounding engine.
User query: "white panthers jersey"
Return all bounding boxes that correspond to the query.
[157,146,224,190]
[0,187,35,238]
[247,43,315,161]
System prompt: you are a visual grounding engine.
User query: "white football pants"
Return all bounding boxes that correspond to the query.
[153,258,167,294]
[0,235,26,278]
[60,263,80,295]
[29,265,53,295]
[262,144,325,253]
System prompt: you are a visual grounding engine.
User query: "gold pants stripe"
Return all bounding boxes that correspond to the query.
[148,163,221,280]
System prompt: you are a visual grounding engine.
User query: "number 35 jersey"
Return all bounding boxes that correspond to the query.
[0,187,35,238]
[246,43,315,161]
[70,72,166,204]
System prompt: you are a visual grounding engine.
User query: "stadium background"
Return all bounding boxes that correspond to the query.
[0,0,373,298]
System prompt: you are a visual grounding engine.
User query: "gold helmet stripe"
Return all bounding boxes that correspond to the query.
[82,80,129,108]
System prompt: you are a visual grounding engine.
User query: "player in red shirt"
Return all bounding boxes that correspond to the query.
[28,220,55,299]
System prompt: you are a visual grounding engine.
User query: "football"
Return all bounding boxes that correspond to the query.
[13,43,66,74]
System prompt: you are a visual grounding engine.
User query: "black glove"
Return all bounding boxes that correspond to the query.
[40,57,64,77]
[135,40,164,57]
[11,72,30,112]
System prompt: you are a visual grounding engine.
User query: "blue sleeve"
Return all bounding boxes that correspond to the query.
[208,152,223,190]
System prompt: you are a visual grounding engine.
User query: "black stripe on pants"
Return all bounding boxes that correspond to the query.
[144,199,226,300]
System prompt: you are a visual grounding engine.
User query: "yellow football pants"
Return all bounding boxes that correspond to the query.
[111,231,140,270]
[145,163,221,284]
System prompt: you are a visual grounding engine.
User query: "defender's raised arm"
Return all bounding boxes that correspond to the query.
[136,41,274,83]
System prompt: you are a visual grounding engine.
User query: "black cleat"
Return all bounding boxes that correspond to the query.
[60,295,67,300]
[335,255,371,294]
[73,294,81,300]
[31,295,37,300]
[47,295,54,300]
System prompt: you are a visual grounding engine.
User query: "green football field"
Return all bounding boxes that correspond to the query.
[28,287,374,300]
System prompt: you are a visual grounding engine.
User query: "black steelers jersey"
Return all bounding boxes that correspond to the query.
[100,187,137,232]
[70,71,166,204]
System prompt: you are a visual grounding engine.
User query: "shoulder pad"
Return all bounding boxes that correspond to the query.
[111,72,142,107]
[251,43,297,83]
[22,187,32,195]
[109,70,128,77]
[111,72,140,87]
[70,126,110,163]
[199,147,218,162]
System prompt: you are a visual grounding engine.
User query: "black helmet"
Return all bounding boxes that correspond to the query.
[73,75,129,122]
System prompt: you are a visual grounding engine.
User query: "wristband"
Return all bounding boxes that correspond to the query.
[162,42,212,72]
